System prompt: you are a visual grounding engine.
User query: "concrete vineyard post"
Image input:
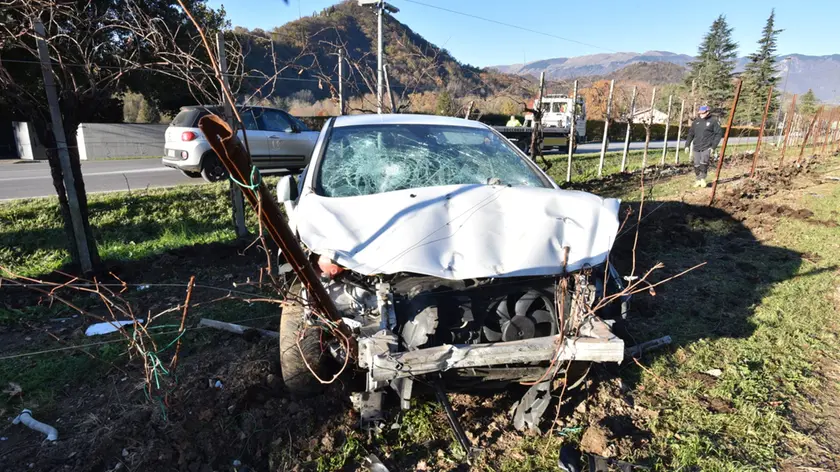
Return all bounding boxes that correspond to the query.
[566,80,578,183]
[34,20,93,273]
[217,32,247,238]
[598,79,615,177]
[641,87,656,169]
[621,86,636,172]
[675,99,685,164]
[661,94,673,165]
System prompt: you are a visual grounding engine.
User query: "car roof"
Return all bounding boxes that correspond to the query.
[332,113,488,129]
[179,105,280,111]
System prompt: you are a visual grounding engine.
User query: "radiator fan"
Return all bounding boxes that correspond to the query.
[482,290,558,342]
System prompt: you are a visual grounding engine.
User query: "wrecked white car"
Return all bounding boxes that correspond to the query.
[275,114,629,436]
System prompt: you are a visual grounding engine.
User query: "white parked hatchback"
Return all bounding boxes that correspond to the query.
[162,105,319,182]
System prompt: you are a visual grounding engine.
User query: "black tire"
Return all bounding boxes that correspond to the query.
[279,305,332,395]
[180,170,201,178]
[200,152,228,182]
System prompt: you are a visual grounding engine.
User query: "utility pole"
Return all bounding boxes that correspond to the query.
[597,79,614,177]
[376,5,383,114]
[360,1,399,114]
[338,48,345,115]
[217,32,247,238]
[530,71,546,162]
[675,99,685,164]
[383,63,397,113]
[621,86,636,172]
[661,94,673,165]
[34,20,93,273]
[566,80,578,183]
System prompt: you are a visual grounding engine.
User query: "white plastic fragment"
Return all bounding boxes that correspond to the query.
[85,320,143,337]
[704,368,723,378]
[12,409,58,441]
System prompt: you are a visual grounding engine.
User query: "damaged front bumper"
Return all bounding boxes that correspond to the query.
[361,317,623,383]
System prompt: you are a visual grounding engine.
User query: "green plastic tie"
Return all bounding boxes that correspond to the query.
[229,165,262,190]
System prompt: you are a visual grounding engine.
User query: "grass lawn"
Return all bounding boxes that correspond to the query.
[0,178,279,277]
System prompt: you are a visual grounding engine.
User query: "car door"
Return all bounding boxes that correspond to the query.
[256,108,313,170]
[236,108,272,165]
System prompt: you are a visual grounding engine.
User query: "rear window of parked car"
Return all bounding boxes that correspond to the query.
[171,109,200,127]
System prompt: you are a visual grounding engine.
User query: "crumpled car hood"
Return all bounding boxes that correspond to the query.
[295,184,620,280]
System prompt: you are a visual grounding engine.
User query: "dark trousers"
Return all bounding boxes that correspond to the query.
[692,148,711,179]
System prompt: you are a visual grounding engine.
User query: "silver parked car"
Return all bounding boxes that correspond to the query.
[162,105,319,182]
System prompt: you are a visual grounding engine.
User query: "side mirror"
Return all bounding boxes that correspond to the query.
[276,174,299,203]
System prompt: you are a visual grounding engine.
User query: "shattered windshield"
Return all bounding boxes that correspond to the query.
[316,124,548,197]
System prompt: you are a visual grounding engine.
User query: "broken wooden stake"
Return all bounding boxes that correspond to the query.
[199,318,278,339]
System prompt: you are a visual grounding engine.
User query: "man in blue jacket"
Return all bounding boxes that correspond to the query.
[684,105,723,188]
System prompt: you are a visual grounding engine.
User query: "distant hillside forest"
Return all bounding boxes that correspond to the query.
[225,1,533,116]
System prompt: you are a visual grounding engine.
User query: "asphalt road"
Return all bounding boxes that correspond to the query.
[0,135,760,201]
[0,158,199,201]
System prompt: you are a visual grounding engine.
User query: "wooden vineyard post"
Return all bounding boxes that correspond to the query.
[709,79,743,206]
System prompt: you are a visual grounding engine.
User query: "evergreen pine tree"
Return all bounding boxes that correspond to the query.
[739,10,783,123]
[436,90,455,116]
[686,15,738,112]
[799,89,819,117]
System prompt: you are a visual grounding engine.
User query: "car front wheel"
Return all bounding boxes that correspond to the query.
[200,152,229,182]
[180,170,201,178]
[279,304,334,395]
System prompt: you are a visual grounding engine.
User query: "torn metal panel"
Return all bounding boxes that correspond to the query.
[513,381,552,433]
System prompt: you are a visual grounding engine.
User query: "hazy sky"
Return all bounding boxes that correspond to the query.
[208,0,840,67]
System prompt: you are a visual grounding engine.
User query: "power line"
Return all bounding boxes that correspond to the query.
[1,58,413,89]
[1,58,328,83]
[398,0,617,54]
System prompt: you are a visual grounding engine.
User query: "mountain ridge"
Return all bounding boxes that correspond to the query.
[490,51,839,102]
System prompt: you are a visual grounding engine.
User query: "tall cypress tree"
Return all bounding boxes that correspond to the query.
[740,10,783,123]
[686,15,738,112]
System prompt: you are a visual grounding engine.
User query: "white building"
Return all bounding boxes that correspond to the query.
[628,107,670,125]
